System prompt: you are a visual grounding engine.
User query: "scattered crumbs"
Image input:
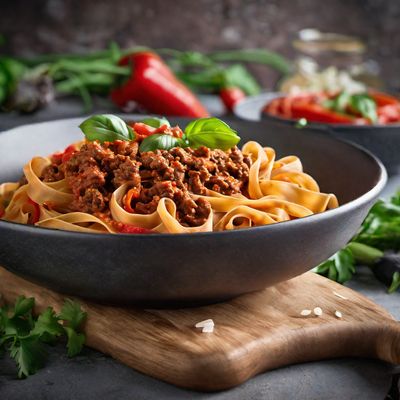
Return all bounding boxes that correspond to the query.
[300,309,312,316]
[202,325,214,333]
[335,310,343,319]
[313,307,323,316]
[195,319,214,328]
[333,291,348,300]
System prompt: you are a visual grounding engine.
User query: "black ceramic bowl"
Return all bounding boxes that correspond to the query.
[0,117,387,306]
[261,99,400,175]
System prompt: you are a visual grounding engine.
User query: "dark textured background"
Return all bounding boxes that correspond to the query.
[0,0,399,90]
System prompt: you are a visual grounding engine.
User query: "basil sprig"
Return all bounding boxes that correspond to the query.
[350,94,378,123]
[184,117,240,150]
[79,114,134,142]
[80,115,240,152]
[139,134,183,152]
[139,117,240,152]
[139,117,170,128]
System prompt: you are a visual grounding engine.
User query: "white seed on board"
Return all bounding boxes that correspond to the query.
[333,291,348,300]
[335,310,343,319]
[300,309,312,316]
[195,319,214,328]
[313,307,323,316]
[202,325,214,333]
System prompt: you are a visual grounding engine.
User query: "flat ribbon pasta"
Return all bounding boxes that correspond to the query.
[0,141,339,234]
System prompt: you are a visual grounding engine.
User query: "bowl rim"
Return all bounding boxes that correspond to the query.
[0,117,388,239]
[260,94,400,130]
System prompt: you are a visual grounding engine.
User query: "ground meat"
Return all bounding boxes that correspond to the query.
[41,164,65,182]
[43,140,251,226]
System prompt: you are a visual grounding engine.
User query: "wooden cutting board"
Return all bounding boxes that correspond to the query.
[0,266,399,391]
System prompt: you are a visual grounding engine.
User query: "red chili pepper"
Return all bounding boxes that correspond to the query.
[219,87,246,112]
[27,198,40,224]
[118,224,154,234]
[111,52,209,118]
[52,144,77,164]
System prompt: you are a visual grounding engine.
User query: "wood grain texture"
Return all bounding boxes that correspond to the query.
[0,267,399,391]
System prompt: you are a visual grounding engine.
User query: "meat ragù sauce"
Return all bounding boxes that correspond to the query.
[41,141,251,227]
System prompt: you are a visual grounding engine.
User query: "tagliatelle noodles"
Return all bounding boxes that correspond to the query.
[0,141,338,233]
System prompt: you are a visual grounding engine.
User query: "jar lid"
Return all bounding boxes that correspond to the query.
[293,29,366,55]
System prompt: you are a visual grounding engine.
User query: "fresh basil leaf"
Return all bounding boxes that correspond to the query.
[139,117,170,128]
[324,91,351,112]
[184,117,240,150]
[79,114,134,142]
[350,94,378,123]
[139,134,182,152]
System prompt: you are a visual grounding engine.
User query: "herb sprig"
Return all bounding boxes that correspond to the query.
[314,191,400,293]
[324,91,378,123]
[0,296,86,378]
[79,115,240,152]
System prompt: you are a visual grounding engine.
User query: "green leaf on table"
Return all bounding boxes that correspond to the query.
[12,296,35,318]
[388,271,400,294]
[30,307,64,341]
[139,134,183,152]
[64,327,86,357]
[59,299,87,331]
[184,117,240,150]
[354,196,400,251]
[10,337,46,378]
[79,114,135,142]
[313,247,355,284]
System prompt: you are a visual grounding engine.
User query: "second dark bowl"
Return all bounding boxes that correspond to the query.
[261,103,400,175]
[0,117,387,306]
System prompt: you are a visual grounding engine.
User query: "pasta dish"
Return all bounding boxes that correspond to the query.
[0,115,338,234]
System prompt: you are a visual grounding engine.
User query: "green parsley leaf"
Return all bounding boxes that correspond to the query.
[313,247,355,284]
[30,307,64,340]
[59,299,87,331]
[79,114,135,143]
[139,117,170,128]
[64,327,86,357]
[350,94,378,123]
[184,117,240,150]
[1,297,86,379]
[12,296,35,318]
[354,196,400,251]
[10,337,46,378]
[388,271,400,294]
[139,134,183,153]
